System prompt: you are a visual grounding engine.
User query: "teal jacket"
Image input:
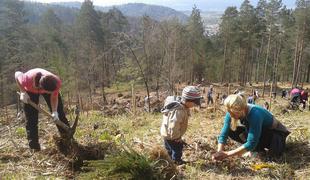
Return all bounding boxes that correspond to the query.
[218,104,273,151]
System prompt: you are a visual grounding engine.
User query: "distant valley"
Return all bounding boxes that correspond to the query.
[24,1,222,34]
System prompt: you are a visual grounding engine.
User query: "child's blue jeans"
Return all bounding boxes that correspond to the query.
[164,138,183,162]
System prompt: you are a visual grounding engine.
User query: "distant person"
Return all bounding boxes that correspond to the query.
[272,92,276,99]
[247,94,255,104]
[160,86,202,165]
[281,89,287,98]
[301,88,309,109]
[212,94,290,161]
[207,85,214,105]
[264,101,270,111]
[220,94,228,105]
[15,68,70,151]
[253,89,259,100]
[144,96,152,112]
[233,89,240,94]
[290,87,301,104]
[216,93,220,101]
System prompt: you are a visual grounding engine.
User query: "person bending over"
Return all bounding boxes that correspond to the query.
[212,94,290,161]
[15,68,69,151]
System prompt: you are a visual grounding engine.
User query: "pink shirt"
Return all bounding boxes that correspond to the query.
[290,88,300,96]
[16,68,61,97]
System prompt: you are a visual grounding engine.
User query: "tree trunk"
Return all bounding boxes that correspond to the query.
[0,65,3,107]
[191,49,194,84]
[249,48,255,84]
[101,55,107,104]
[295,22,306,86]
[87,72,93,107]
[307,63,310,82]
[129,46,151,112]
[155,45,166,100]
[255,48,260,83]
[228,49,232,83]
[274,40,281,94]
[237,46,241,84]
[292,33,299,88]
[221,38,228,83]
[172,41,177,93]
[256,37,264,83]
[262,29,272,98]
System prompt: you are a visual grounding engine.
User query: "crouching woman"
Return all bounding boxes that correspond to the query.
[212,94,290,161]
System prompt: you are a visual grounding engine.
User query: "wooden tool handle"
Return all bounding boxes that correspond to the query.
[17,92,70,132]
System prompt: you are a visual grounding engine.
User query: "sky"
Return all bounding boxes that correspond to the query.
[24,0,296,11]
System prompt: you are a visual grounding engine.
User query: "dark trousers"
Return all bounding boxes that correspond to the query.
[24,92,69,150]
[281,91,287,98]
[301,100,307,109]
[291,94,301,104]
[207,96,213,105]
[228,126,287,157]
[164,139,183,162]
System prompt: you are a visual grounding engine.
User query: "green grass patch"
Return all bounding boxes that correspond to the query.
[15,127,26,137]
[99,131,113,142]
[79,147,163,180]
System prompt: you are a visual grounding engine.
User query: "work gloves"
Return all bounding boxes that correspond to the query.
[52,111,59,121]
[20,92,30,104]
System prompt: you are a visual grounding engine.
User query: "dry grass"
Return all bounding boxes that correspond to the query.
[0,85,309,179]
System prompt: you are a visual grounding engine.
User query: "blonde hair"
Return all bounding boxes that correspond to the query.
[224,94,247,131]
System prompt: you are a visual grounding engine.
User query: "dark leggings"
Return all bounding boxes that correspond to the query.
[24,92,69,149]
[228,126,287,156]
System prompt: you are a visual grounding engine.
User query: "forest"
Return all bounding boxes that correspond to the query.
[0,0,309,106]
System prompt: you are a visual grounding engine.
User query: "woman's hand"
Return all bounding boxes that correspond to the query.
[212,146,248,161]
[212,151,229,161]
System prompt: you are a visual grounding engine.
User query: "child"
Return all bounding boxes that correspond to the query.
[160,86,202,164]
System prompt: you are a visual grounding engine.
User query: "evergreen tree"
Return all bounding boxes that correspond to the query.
[219,7,239,83]
[238,0,257,84]
[262,0,283,97]
[292,0,310,86]
[75,0,105,104]
[0,0,32,105]
[186,6,207,82]
[37,8,74,93]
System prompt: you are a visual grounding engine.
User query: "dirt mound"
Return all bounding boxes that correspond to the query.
[53,135,108,171]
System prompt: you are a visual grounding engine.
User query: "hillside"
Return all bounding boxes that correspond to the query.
[22,1,188,25]
[52,2,189,23]
[23,2,78,24]
[1,83,309,179]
